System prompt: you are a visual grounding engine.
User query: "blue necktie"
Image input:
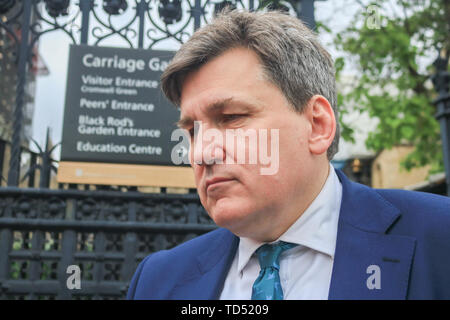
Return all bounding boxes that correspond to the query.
[251,241,297,300]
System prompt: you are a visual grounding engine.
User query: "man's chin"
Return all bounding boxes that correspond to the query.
[208,205,255,235]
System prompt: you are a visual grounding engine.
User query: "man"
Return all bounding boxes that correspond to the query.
[127,10,450,299]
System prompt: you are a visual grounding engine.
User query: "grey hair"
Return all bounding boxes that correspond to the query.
[161,9,339,160]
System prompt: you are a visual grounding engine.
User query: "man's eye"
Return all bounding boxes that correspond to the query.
[222,114,245,123]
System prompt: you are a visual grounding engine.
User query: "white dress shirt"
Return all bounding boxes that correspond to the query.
[219,164,342,300]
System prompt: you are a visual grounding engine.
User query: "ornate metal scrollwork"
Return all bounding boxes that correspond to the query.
[31,0,81,46]
[104,262,121,280]
[105,232,124,251]
[137,199,163,222]
[104,199,128,221]
[158,0,182,25]
[103,0,128,15]
[213,0,236,15]
[0,0,256,49]
[43,0,70,18]
[0,0,16,14]
[40,197,66,219]
[91,0,139,47]
[76,197,101,220]
[137,233,158,252]
[13,196,38,218]
[163,200,187,223]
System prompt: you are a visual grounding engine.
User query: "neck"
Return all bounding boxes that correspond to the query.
[254,161,331,243]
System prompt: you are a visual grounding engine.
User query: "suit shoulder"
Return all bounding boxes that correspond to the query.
[143,227,229,265]
[128,228,232,299]
[136,229,229,276]
[376,188,450,217]
[375,188,450,240]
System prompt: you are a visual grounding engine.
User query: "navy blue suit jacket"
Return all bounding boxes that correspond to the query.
[127,170,450,299]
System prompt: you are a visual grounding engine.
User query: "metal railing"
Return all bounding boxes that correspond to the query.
[0,186,216,299]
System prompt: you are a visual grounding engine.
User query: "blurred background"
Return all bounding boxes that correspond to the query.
[0,0,448,299]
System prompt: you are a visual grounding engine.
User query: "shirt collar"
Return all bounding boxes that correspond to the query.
[236,164,342,275]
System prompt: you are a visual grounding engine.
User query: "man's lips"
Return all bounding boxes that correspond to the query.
[205,177,235,191]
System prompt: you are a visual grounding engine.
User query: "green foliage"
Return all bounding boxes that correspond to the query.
[10,261,28,280]
[322,0,449,172]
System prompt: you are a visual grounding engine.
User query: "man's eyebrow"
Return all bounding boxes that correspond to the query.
[176,116,194,129]
[177,97,240,128]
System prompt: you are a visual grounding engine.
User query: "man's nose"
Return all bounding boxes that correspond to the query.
[191,126,226,166]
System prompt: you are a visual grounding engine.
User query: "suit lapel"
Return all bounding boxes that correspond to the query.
[329,170,416,299]
[169,229,239,299]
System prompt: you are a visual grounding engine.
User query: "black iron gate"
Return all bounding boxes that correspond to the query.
[0,186,215,299]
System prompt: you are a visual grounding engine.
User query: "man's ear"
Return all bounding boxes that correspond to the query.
[306,95,336,156]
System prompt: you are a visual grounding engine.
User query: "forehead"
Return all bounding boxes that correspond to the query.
[179,47,267,116]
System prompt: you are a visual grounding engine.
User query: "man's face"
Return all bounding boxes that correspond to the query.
[179,47,319,241]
